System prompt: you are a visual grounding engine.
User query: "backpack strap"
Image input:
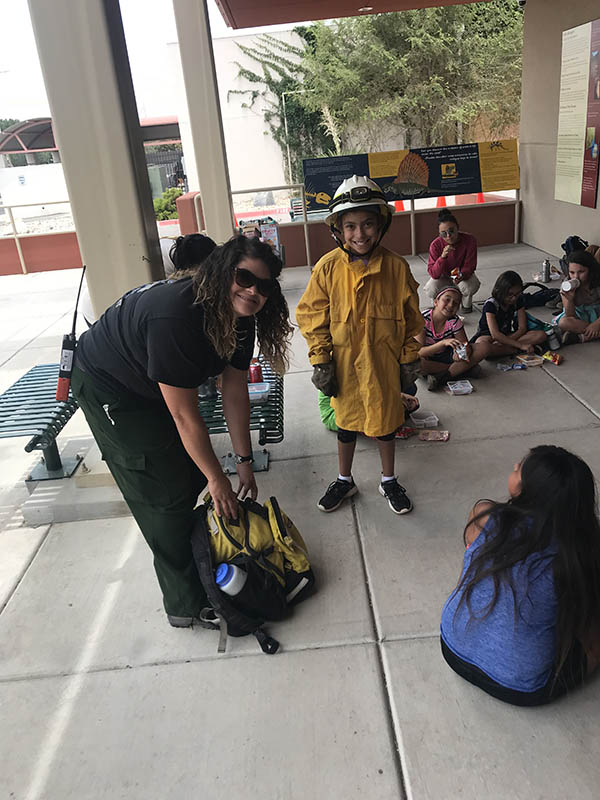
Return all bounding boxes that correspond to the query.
[254,628,280,655]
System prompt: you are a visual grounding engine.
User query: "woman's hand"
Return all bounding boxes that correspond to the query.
[519,342,534,354]
[236,461,258,501]
[207,473,239,520]
[441,244,454,259]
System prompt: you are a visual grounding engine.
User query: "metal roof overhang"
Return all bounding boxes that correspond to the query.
[214,0,491,29]
[0,117,181,155]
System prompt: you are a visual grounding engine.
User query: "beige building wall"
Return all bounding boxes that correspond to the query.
[520,0,600,255]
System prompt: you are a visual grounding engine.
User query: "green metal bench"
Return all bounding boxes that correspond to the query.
[197,357,284,472]
[0,364,82,481]
[0,357,283,481]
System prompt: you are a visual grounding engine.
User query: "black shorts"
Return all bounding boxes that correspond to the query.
[440,637,587,707]
[337,427,396,444]
[425,348,454,365]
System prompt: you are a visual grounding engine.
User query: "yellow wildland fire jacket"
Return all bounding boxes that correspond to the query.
[296,246,423,437]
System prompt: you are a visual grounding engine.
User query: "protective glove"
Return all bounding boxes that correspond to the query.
[400,360,421,389]
[311,362,338,397]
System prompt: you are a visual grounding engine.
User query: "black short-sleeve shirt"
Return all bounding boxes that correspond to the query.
[75,277,255,399]
[476,295,524,337]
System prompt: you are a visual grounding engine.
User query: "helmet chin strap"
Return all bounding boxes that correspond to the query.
[330,212,392,259]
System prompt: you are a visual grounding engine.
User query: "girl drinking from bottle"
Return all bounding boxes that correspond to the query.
[441,445,600,706]
[556,250,600,345]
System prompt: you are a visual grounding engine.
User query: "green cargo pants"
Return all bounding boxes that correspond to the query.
[71,366,208,618]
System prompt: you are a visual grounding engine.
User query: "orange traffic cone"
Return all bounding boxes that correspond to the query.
[476,192,485,204]
[436,195,447,208]
[394,200,405,212]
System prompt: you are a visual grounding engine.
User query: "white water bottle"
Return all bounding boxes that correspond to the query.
[215,563,248,596]
[561,278,580,292]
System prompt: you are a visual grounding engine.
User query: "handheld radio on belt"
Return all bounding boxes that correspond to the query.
[56,265,87,403]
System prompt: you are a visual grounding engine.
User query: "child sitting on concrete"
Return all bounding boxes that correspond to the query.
[317,390,419,432]
[441,445,600,706]
[415,285,488,391]
[556,250,600,344]
[470,270,548,356]
[297,175,423,515]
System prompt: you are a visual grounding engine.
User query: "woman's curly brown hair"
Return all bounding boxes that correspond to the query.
[192,235,293,373]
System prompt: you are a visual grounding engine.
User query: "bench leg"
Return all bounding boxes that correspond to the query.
[26,443,82,483]
[43,441,63,471]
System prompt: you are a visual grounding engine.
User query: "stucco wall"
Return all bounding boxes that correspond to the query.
[520,0,600,255]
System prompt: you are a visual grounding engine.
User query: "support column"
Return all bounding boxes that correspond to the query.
[27,0,163,317]
[172,0,235,244]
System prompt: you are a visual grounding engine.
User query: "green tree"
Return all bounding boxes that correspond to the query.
[229,31,336,182]
[153,187,182,220]
[0,118,20,131]
[300,3,523,148]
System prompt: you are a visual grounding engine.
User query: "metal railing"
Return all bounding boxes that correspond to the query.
[1,186,521,274]
[229,185,520,264]
[0,199,75,274]
[230,182,312,267]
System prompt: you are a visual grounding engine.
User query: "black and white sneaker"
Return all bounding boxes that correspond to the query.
[426,373,448,392]
[317,478,358,512]
[379,479,413,515]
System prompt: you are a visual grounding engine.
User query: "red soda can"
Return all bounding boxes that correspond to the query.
[249,361,263,383]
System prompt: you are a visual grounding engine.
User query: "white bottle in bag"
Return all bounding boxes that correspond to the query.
[561,278,580,292]
[215,563,247,596]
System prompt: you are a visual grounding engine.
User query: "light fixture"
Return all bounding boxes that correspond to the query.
[358,6,373,11]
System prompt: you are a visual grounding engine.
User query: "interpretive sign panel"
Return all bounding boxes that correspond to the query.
[555,19,600,207]
[303,140,519,213]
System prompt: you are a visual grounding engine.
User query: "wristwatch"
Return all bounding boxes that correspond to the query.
[235,453,254,464]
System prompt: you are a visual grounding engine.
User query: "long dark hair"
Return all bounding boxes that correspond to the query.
[192,235,293,373]
[569,249,600,288]
[457,446,600,677]
[491,270,523,306]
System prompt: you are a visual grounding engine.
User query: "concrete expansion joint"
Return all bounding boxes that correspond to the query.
[541,368,600,422]
[351,500,409,797]
[0,525,52,615]
[0,638,376,685]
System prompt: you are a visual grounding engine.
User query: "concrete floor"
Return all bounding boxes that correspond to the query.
[1,245,600,799]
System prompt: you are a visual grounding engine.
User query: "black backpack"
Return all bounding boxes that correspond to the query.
[190,498,315,655]
[560,235,589,276]
[521,281,560,309]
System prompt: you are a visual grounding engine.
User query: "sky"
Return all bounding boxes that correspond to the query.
[0,0,299,122]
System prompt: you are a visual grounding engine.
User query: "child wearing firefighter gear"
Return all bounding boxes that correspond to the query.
[296,175,423,515]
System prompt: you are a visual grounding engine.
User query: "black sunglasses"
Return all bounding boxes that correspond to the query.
[234,267,277,297]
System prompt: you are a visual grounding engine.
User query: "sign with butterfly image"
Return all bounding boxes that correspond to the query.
[302,140,519,210]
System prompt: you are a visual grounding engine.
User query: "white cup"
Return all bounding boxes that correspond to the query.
[561,278,580,292]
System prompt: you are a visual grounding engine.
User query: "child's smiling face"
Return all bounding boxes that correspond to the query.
[341,209,381,256]
[434,290,461,318]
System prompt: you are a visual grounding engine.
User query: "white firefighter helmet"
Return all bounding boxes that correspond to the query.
[325,175,394,228]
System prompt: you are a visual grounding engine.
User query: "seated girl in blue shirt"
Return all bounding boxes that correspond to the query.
[441,445,600,706]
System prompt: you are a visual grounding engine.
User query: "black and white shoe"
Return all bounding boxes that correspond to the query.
[379,479,413,515]
[317,478,358,512]
[426,372,448,392]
